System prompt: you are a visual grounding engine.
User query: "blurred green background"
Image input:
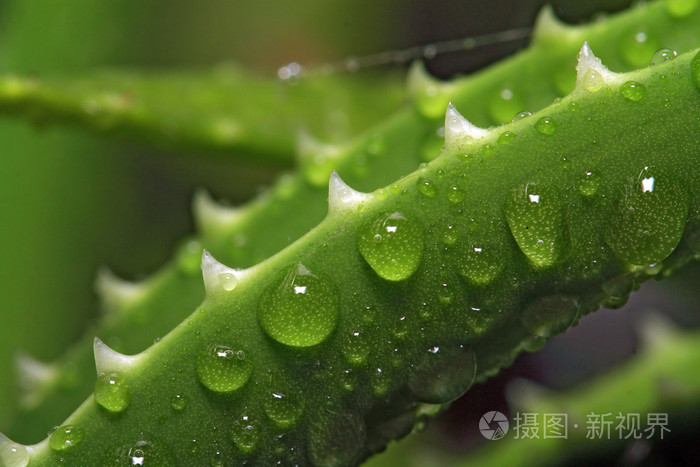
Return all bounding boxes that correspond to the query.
[8,2,696,464]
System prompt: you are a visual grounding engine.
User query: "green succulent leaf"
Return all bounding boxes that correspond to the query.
[0,67,405,164]
[2,39,697,465]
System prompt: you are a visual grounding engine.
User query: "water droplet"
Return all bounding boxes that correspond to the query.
[458,241,506,285]
[263,391,304,428]
[196,344,252,393]
[408,345,476,403]
[505,182,568,267]
[619,28,660,67]
[521,336,546,352]
[446,185,465,204]
[691,50,700,91]
[488,87,524,124]
[95,372,131,413]
[307,410,366,467]
[341,330,369,366]
[652,48,677,66]
[49,425,84,452]
[497,131,516,145]
[109,439,174,466]
[441,224,458,246]
[357,212,424,281]
[665,0,698,18]
[340,369,356,392]
[522,295,579,338]
[176,239,203,276]
[605,166,689,265]
[568,101,579,112]
[512,111,531,122]
[258,264,338,347]
[231,414,259,453]
[534,117,558,135]
[417,177,437,198]
[170,394,187,412]
[579,170,601,196]
[371,367,391,396]
[582,68,604,93]
[620,81,647,101]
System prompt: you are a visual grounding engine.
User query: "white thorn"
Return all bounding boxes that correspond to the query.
[193,189,242,234]
[636,312,679,350]
[444,102,488,151]
[95,267,144,314]
[328,171,371,214]
[506,378,552,411]
[295,129,339,161]
[533,5,572,41]
[93,337,142,375]
[0,432,30,467]
[575,42,619,93]
[200,250,245,293]
[15,353,58,409]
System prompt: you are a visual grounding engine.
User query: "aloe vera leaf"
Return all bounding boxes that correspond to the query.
[6,43,698,466]
[0,68,406,165]
[7,0,700,445]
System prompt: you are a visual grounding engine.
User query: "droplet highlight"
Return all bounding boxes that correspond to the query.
[357,211,424,281]
[95,372,131,413]
[505,182,568,267]
[263,391,304,428]
[258,264,339,347]
[534,117,558,135]
[605,166,689,265]
[49,425,84,452]
[196,344,252,393]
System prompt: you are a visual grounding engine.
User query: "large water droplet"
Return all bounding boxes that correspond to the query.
[258,264,338,347]
[263,390,304,428]
[665,0,698,18]
[108,439,174,466]
[505,182,568,267]
[371,367,391,396]
[497,131,516,145]
[446,185,466,204]
[95,372,131,413]
[521,295,579,338]
[231,414,259,453]
[307,410,366,467]
[534,117,558,135]
[619,28,660,67]
[357,212,424,281]
[49,425,84,452]
[196,344,252,393]
[408,345,476,403]
[605,166,689,265]
[620,81,646,101]
[652,48,677,66]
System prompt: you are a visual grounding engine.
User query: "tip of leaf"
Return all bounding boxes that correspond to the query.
[200,249,245,294]
[328,171,370,214]
[0,432,30,467]
[533,5,574,42]
[193,189,241,234]
[444,102,488,151]
[15,353,58,409]
[575,41,619,92]
[95,267,144,315]
[93,337,142,375]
